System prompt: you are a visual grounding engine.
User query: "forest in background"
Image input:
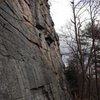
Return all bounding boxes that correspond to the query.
[58,0,100,100]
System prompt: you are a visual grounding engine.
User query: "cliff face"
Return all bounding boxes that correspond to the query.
[0,0,71,100]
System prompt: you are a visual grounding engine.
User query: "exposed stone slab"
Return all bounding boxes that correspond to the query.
[0,0,71,100]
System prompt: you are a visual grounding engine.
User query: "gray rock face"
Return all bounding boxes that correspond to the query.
[0,0,71,100]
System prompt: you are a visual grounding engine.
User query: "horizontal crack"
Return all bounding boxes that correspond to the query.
[4,1,20,18]
[0,13,41,47]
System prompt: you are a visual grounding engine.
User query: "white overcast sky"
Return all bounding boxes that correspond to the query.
[50,0,100,33]
[50,0,76,64]
[50,0,100,65]
[50,0,72,33]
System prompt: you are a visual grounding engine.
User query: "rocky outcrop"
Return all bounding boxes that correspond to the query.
[0,0,71,100]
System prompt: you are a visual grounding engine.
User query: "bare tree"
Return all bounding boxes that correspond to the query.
[85,1,100,99]
[60,0,100,100]
[71,0,88,99]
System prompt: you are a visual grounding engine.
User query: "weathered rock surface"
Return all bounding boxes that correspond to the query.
[0,0,71,100]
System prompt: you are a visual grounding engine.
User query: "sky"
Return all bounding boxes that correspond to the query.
[50,0,72,33]
[49,0,73,64]
[50,0,100,65]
